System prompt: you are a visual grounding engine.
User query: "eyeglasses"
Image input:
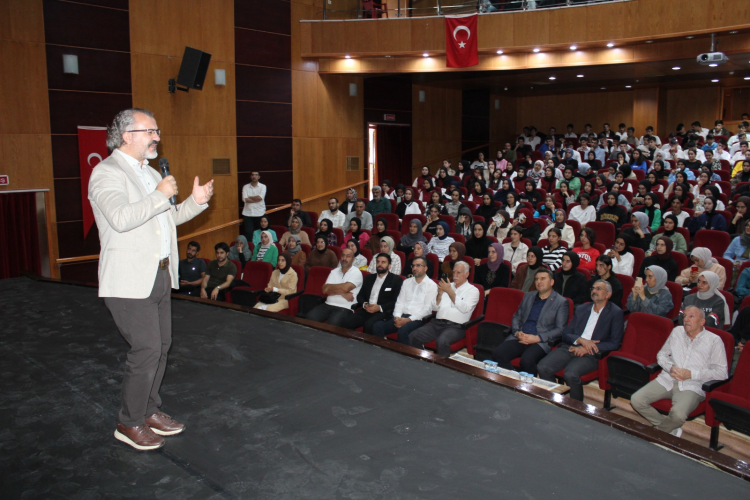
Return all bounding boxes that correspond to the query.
[411,264,425,268]
[127,128,161,136]
[590,287,607,292]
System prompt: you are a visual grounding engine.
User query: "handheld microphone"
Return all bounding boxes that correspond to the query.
[158,158,176,205]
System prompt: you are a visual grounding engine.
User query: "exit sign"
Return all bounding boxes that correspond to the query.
[0,175,8,185]
[384,114,396,121]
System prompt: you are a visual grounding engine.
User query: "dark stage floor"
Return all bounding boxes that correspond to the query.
[1,278,749,499]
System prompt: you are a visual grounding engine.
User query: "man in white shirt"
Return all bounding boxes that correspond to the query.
[728,123,747,149]
[631,306,728,437]
[344,199,373,231]
[714,142,731,161]
[690,121,709,139]
[564,124,577,139]
[241,170,266,239]
[731,140,748,162]
[304,248,363,327]
[615,123,628,142]
[537,280,624,401]
[409,261,480,357]
[526,127,541,150]
[640,126,661,146]
[372,256,438,343]
[319,197,346,230]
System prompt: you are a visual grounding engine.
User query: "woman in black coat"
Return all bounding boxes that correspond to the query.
[553,251,590,305]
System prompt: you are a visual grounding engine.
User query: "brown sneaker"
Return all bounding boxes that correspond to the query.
[145,412,186,436]
[114,423,164,450]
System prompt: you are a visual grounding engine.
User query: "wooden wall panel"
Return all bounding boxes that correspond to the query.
[236,28,292,69]
[666,87,722,135]
[632,87,659,136]
[0,0,45,43]
[236,65,292,103]
[237,138,293,172]
[235,0,291,35]
[0,40,51,134]
[42,0,130,51]
[48,91,132,134]
[50,135,80,178]
[490,94,518,156]
[412,85,462,177]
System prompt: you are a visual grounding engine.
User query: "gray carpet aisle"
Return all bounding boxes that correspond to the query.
[1,278,748,499]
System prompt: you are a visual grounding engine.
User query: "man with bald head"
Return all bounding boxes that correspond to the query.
[304,247,363,327]
[631,306,728,437]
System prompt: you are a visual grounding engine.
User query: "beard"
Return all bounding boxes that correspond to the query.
[143,140,159,160]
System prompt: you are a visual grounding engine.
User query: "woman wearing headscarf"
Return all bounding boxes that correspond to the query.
[540,208,575,247]
[680,271,729,328]
[723,220,750,276]
[251,230,278,267]
[347,239,368,270]
[728,196,750,236]
[306,235,338,272]
[487,209,511,241]
[455,206,474,239]
[559,181,577,210]
[493,178,515,205]
[528,160,545,182]
[702,184,726,210]
[435,167,452,190]
[341,216,370,249]
[228,235,252,269]
[558,166,581,196]
[730,160,750,190]
[286,234,307,268]
[316,218,337,247]
[520,179,543,207]
[665,182,694,210]
[553,251,590,305]
[403,241,434,279]
[397,219,427,255]
[489,168,503,191]
[597,192,628,232]
[626,266,673,317]
[647,214,687,256]
[510,247,545,292]
[686,196,728,236]
[468,180,487,204]
[503,225,530,275]
[577,162,594,184]
[475,193,499,221]
[254,253,299,313]
[426,221,454,261]
[515,207,541,245]
[412,165,435,189]
[340,187,358,215]
[639,193,662,232]
[439,242,466,281]
[541,228,566,271]
[279,216,310,249]
[632,180,652,207]
[396,187,422,219]
[537,166,558,193]
[367,236,401,275]
[475,243,510,296]
[466,222,491,265]
[503,191,521,219]
[366,218,388,254]
[606,234,635,276]
[514,166,529,186]
[251,216,277,246]
[639,236,679,282]
[676,246,727,289]
[623,212,653,252]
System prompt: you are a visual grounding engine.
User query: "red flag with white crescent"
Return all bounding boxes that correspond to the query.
[445,14,478,68]
[77,126,108,238]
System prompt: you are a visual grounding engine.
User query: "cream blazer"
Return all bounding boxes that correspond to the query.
[88,152,206,298]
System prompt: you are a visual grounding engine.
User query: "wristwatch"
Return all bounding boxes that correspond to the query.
[216,285,221,290]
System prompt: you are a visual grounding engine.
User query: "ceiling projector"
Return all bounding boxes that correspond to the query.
[697,52,729,65]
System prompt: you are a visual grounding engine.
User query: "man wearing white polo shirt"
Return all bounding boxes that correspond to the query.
[241,170,266,240]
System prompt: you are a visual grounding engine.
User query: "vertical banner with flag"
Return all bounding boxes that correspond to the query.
[77,126,109,238]
[445,14,478,68]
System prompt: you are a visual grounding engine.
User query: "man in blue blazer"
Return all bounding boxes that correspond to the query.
[537,279,624,401]
[492,269,569,375]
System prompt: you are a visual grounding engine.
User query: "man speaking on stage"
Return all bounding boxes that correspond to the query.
[88,108,214,450]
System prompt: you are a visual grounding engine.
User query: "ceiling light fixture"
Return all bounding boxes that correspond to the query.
[601,87,606,90]
[422,53,429,57]
[549,76,556,80]
[497,49,503,54]
[645,40,653,44]
[729,30,739,34]
[577,74,584,78]
[686,36,694,39]
[570,45,577,50]
[745,76,750,81]
[533,48,541,53]
[625,85,632,88]
[712,79,720,82]
[344,55,351,59]
[709,63,718,67]
[672,66,681,70]
[607,42,615,48]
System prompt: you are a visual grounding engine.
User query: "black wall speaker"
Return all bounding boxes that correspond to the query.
[176,47,212,91]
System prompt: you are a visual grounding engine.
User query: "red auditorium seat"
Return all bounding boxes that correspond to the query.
[599,312,674,410]
[473,288,525,359]
[629,247,644,280]
[617,274,634,311]
[706,347,750,450]
[693,230,730,259]
[375,213,399,230]
[295,266,332,317]
[275,264,306,316]
[439,215,456,233]
[671,251,689,275]
[360,248,373,265]
[227,261,273,305]
[664,281,683,320]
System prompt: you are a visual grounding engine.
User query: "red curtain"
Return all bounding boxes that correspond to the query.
[0,193,41,279]
[376,125,412,188]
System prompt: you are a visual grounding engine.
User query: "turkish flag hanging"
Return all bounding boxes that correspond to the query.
[77,126,108,238]
[445,14,478,68]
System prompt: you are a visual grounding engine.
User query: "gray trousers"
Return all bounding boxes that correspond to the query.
[537,346,599,401]
[409,319,465,357]
[630,379,704,433]
[104,268,172,427]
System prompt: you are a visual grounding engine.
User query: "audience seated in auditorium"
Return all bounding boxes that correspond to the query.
[424,205,442,235]
[509,246,544,292]
[631,306,728,438]
[626,266,673,317]
[723,219,750,266]
[254,253,298,313]
[251,216,277,246]
[251,231,279,268]
[304,248,363,327]
[229,235,252,270]
[347,239,368,271]
[639,236,679,282]
[493,268,569,375]
[340,188,358,215]
[475,243,510,297]
[279,216,311,249]
[397,219,427,256]
[597,192,628,231]
[679,271,729,329]
[475,193,499,221]
[455,206,474,240]
[574,227,600,273]
[728,197,750,236]
[443,189,467,218]
[465,222,491,265]
[366,186,391,217]
[623,212,653,252]
[426,221,454,262]
[342,217,371,250]
[306,236,338,272]
[504,225,530,275]
[553,251,590,305]
[663,197,690,228]
[413,165,435,189]
[648,215,687,256]
[341,253,402,334]
[540,209,575,247]
[287,235,307,269]
[538,279,624,401]
[569,193,597,226]
[516,210,541,245]
[488,209,511,241]
[606,234,634,277]
[366,218,388,255]
[409,261,479,357]
[178,241,206,296]
[558,166,581,196]
[320,198,346,230]
[287,198,312,228]
[675,247,727,290]
[367,236,401,275]
[344,200,374,231]
[316,219,338,248]
[588,255,623,307]
[200,242,237,302]
[396,187,422,219]
[403,241,434,279]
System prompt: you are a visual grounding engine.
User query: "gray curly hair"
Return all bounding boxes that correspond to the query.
[106,108,154,151]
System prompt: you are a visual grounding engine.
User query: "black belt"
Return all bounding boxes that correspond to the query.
[158,257,170,270]
[435,318,460,326]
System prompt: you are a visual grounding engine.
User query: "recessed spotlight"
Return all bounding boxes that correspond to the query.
[645,40,653,44]
[672,66,681,70]
[533,48,541,53]
[422,53,429,57]
[577,74,584,78]
[497,49,503,54]
[601,87,606,90]
[709,63,718,67]
[745,76,750,81]
[686,36,694,39]
[549,76,556,80]
[570,45,577,50]
[385,55,391,58]
[730,30,739,34]
[607,42,615,48]
[344,55,351,59]
[625,85,632,88]
[712,79,720,82]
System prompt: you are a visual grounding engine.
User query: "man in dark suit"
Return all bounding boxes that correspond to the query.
[341,253,403,334]
[492,269,569,375]
[537,279,624,401]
